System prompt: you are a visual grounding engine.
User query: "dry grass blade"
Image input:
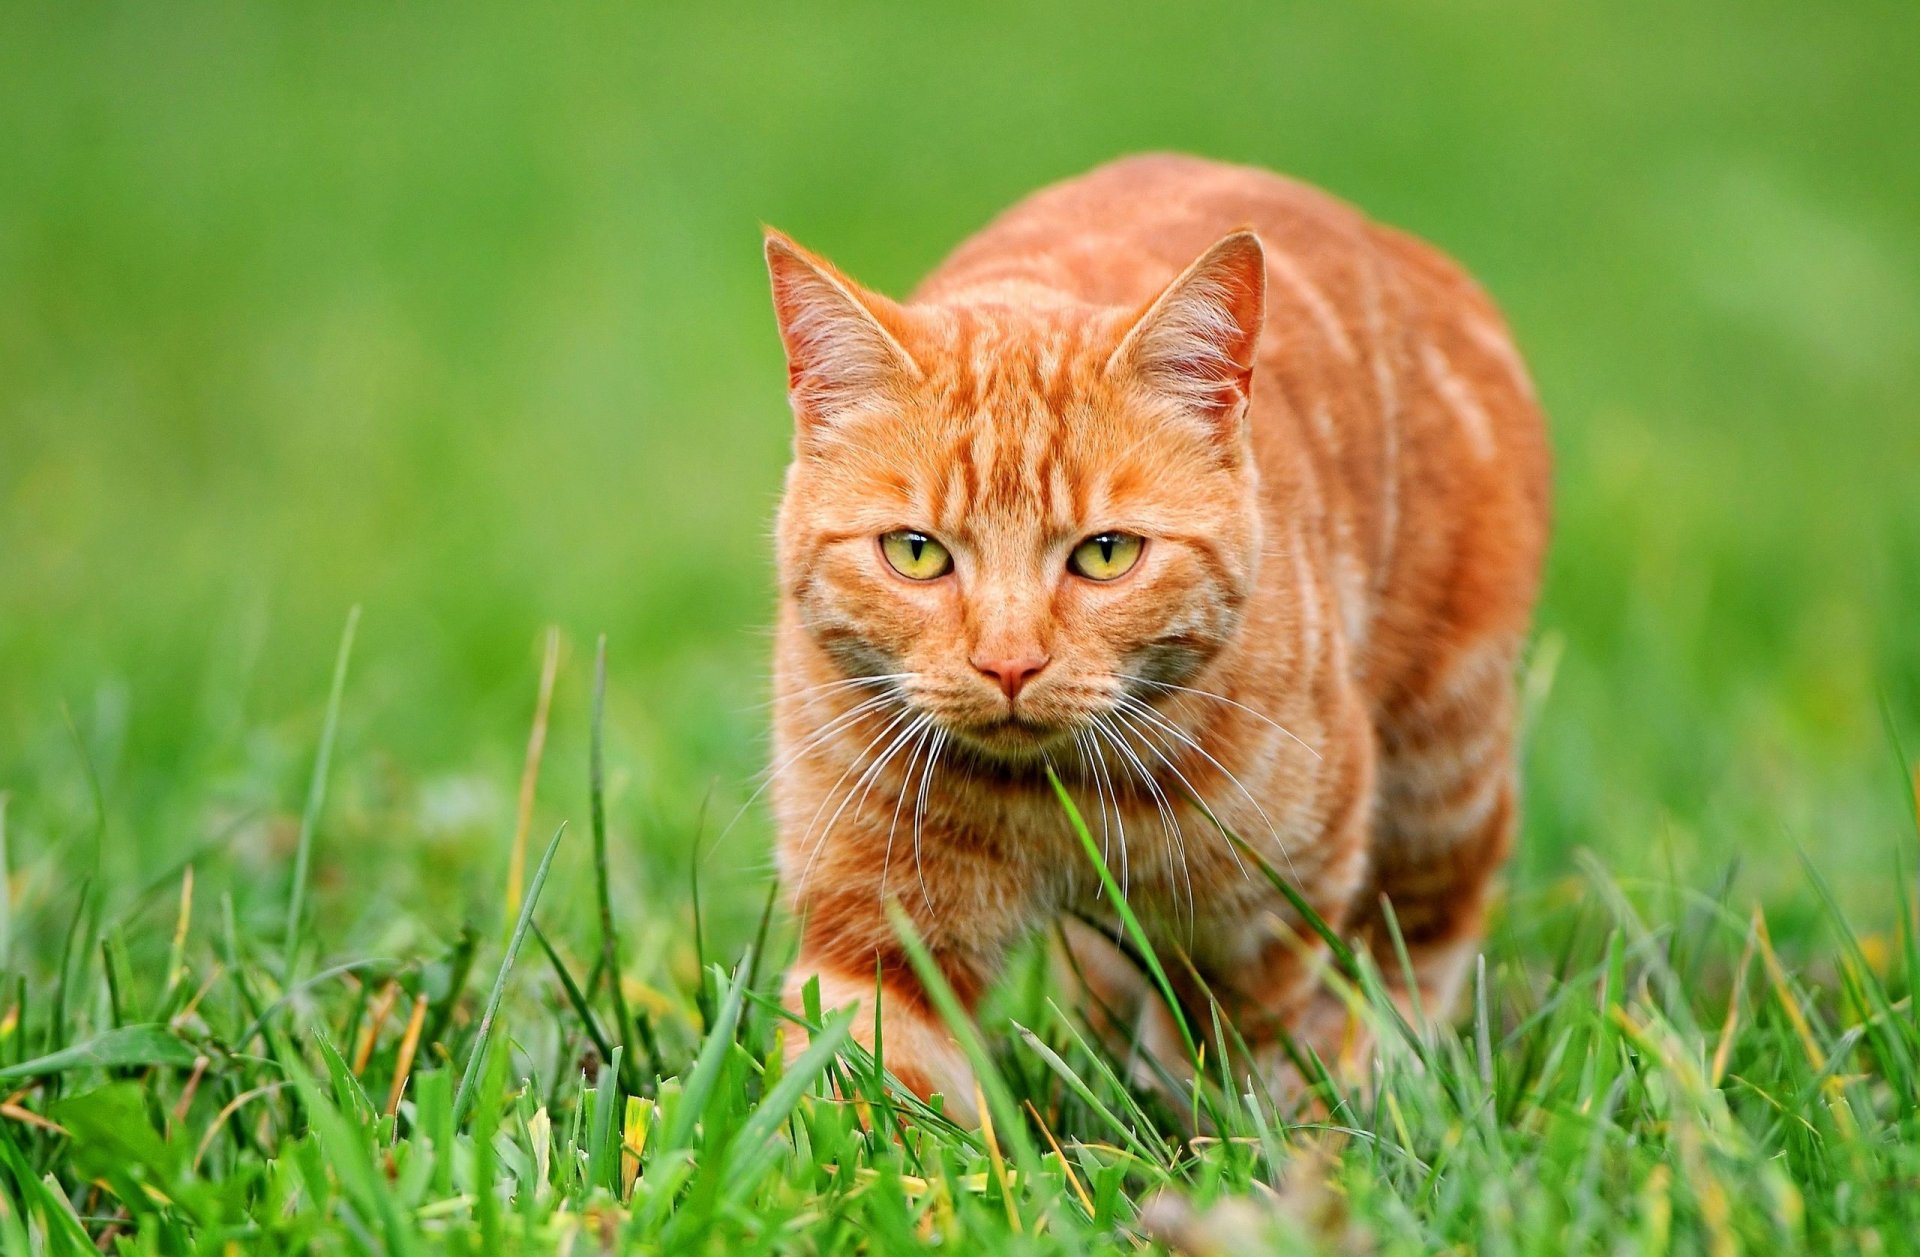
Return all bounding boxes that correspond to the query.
[505,626,563,926]
[384,993,429,1118]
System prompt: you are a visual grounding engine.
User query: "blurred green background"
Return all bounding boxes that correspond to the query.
[2,2,1916,962]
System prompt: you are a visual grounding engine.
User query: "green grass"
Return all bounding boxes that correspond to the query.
[2,0,1918,1251]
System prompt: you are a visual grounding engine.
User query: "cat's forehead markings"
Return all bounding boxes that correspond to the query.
[932,279,1076,308]
[901,305,1124,536]
[912,409,1075,537]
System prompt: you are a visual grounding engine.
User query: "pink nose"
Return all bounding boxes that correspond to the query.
[973,653,1049,700]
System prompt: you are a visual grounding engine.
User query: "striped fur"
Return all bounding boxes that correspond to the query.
[764,155,1551,1118]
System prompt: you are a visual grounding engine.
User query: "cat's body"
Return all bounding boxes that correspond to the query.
[765,154,1549,1117]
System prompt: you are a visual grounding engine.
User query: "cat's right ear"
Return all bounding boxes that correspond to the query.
[764,230,920,438]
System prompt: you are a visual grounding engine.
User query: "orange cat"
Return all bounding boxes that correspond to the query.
[764,154,1550,1119]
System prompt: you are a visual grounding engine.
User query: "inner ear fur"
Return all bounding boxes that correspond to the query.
[1107,230,1266,433]
[764,229,921,431]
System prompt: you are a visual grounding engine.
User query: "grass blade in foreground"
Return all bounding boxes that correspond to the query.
[885,900,1040,1176]
[1044,764,1198,1063]
[452,820,566,1125]
[589,634,641,1091]
[0,1024,199,1082]
[283,604,361,982]
[656,954,751,1156]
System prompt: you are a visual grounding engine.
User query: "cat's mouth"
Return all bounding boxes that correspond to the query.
[947,712,1076,758]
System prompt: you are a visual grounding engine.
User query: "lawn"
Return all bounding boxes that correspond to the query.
[2,2,1919,1251]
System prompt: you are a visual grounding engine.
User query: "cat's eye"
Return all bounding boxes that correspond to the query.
[880,530,953,580]
[1068,532,1144,581]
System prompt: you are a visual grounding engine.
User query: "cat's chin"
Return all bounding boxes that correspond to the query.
[946,715,1074,762]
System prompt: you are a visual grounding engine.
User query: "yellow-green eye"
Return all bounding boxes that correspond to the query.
[1069,532,1144,581]
[880,530,953,580]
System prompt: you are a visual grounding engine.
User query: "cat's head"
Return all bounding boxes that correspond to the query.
[766,229,1266,761]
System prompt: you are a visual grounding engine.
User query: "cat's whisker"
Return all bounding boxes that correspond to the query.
[1107,701,1244,893]
[748,671,918,714]
[799,711,931,902]
[881,719,938,900]
[1090,731,1119,875]
[1095,712,1196,939]
[911,728,946,915]
[1081,720,1132,903]
[774,671,919,711]
[1090,713,1190,940]
[1070,731,1109,901]
[820,716,933,899]
[848,713,929,898]
[1109,700,1259,884]
[755,690,901,785]
[711,690,903,854]
[1115,673,1321,761]
[792,704,918,884]
[1116,692,1286,845]
[1086,730,1128,931]
[794,708,925,898]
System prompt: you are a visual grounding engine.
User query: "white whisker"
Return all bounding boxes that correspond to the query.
[1096,712,1195,937]
[881,720,937,898]
[1082,721,1131,903]
[758,691,900,785]
[1117,674,1321,761]
[1110,699,1260,884]
[794,708,925,897]
[749,671,918,714]
[911,728,946,914]
[1072,730,1111,896]
[712,689,904,854]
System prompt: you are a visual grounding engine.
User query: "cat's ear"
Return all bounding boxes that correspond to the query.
[1108,230,1266,436]
[764,229,920,434]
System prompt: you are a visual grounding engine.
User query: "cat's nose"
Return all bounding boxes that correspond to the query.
[972,652,1049,701]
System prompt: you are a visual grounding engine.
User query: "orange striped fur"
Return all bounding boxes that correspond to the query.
[764,154,1550,1118]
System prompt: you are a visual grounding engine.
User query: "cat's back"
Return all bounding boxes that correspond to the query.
[917,154,1551,711]
[916,153,1375,310]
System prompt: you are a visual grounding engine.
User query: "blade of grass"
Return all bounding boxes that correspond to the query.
[1010,1020,1164,1170]
[61,700,108,874]
[48,876,92,1062]
[1881,693,1919,839]
[453,821,566,1126]
[504,626,562,929]
[236,958,394,1049]
[1044,765,1197,1063]
[532,923,615,1068]
[587,1045,624,1193]
[100,935,125,1029]
[283,604,360,982]
[0,1024,200,1082]
[1041,998,1168,1157]
[421,927,477,1052]
[689,781,717,1031]
[720,1010,854,1204]
[161,865,195,1012]
[276,1029,418,1257]
[743,875,781,1039]
[0,793,9,972]
[588,635,639,1094]
[885,901,1039,1172]
[658,955,751,1155]
[384,993,429,1119]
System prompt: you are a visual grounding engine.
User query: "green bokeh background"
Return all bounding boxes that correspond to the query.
[2,3,1916,958]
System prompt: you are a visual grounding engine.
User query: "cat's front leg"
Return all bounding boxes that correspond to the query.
[782,885,1010,1124]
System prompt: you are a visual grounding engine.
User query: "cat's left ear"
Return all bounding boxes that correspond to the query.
[1108,230,1266,437]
